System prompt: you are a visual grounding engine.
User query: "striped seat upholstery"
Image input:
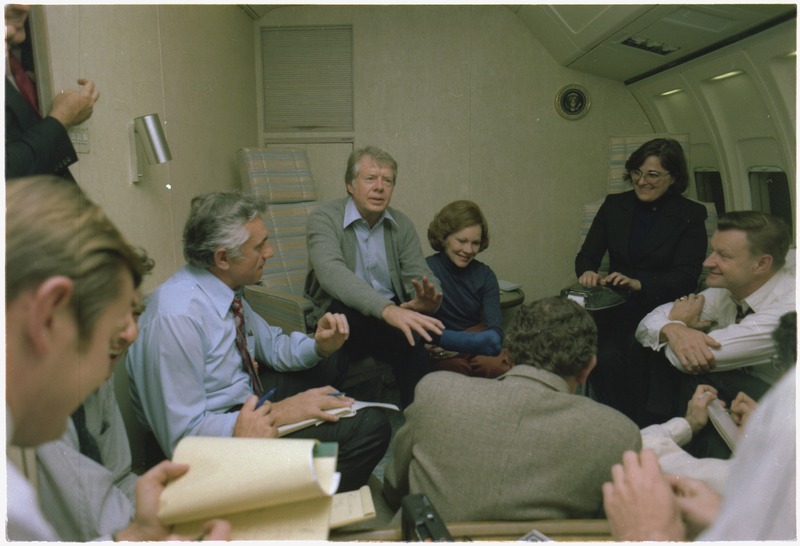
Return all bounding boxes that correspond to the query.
[238,147,318,333]
[238,147,316,203]
[576,133,717,278]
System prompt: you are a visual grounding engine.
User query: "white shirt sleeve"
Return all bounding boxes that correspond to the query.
[641,417,731,495]
[698,371,795,540]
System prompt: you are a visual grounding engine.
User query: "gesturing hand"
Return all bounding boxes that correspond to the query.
[49,78,100,129]
[400,275,442,314]
[382,304,444,346]
[314,312,350,357]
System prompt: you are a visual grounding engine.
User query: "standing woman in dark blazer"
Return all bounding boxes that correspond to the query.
[575,138,708,418]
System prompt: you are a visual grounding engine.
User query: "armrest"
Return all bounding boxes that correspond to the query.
[330,519,611,541]
[244,284,314,334]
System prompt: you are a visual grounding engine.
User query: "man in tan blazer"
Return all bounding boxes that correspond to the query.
[383,296,641,522]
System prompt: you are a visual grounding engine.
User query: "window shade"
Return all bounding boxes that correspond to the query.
[261,25,353,133]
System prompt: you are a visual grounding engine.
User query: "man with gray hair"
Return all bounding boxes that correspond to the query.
[305,146,444,406]
[126,192,391,492]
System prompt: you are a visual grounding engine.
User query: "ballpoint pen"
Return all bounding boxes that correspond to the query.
[255,387,277,409]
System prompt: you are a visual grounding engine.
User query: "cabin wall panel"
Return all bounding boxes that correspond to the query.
[260,5,651,300]
[41,5,257,292]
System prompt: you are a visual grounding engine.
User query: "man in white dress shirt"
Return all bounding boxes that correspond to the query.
[635,210,793,455]
[603,311,796,541]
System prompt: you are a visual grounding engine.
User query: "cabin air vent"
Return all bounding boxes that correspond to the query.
[621,36,681,56]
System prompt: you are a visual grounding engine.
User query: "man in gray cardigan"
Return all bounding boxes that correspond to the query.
[383,296,642,522]
[305,146,443,406]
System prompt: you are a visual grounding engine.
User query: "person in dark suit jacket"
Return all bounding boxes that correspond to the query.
[5,4,99,181]
[574,138,708,420]
[383,296,641,522]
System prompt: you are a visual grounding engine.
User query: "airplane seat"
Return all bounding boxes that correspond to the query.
[237,147,394,400]
[238,147,320,334]
[574,133,715,290]
[114,353,167,474]
[695,198,718,290]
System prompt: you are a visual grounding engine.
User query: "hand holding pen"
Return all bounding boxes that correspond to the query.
[232,393,278,439]
[255,387,277,409]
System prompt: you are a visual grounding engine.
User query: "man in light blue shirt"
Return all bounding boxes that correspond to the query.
[126,192,391,492]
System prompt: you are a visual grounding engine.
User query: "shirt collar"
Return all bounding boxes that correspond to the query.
[188,265,237,319]
[739,266,792,313]
[498,365,571,393]
[343,196,397,229]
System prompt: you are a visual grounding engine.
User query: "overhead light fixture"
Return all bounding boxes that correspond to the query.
[660,88,683,96]
[711,70,743,81]
[129,113,173,183]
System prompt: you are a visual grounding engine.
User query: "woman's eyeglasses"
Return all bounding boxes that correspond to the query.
[631,169,671,183]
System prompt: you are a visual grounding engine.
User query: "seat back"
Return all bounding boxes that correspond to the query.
[238,147,318,296]
[575,133,717,278]
[238,147,319,332]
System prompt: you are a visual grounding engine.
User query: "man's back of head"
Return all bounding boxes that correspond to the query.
[506,296,597,379]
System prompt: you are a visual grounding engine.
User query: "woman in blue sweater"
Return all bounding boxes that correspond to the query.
[425,200,512,377]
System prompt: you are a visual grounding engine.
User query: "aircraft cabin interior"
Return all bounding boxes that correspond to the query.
[10,2,798,541]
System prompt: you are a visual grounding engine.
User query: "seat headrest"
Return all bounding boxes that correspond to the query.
[237,147,317,204]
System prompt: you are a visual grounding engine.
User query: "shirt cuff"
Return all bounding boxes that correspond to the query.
[661,417,693,446]
[654,320,688,352]
[301,336,324,364]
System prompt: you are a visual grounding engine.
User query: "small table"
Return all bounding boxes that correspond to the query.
[499,288,525,309]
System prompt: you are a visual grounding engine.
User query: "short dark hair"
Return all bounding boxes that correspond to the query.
[427,200,490,253]
[716,211,791,270]
[182,192,266,269]
[623,138,690,194]
[345,146,397,187]
[772,312,796,371]
[505,296,597,377]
